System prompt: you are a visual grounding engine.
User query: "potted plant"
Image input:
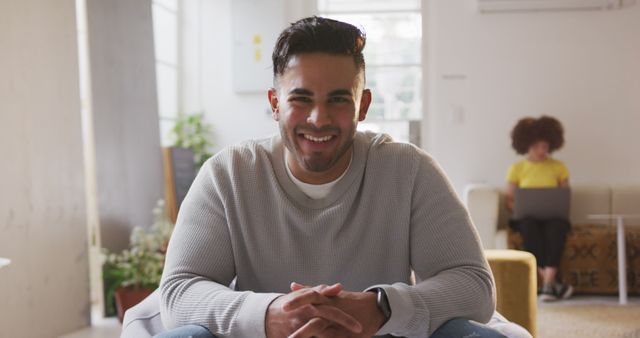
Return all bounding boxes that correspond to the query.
[102,199,174,322]
[172,111,213,170]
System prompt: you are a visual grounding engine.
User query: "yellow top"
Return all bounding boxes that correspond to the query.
[506,158,569,188]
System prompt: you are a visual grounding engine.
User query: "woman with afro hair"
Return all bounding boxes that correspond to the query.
[506,115,574,302]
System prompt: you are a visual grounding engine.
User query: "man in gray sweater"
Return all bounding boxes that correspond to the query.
[156,16,513,338]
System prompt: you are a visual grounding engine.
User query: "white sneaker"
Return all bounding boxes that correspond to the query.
[540,284,558,302]
[555,283,574,300]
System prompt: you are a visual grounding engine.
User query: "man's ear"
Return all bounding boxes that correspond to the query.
[358,89,372,122]
[268,87,279,121]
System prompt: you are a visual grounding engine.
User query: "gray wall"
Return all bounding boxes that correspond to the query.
[0,0,90,336]
[87,0,164,251]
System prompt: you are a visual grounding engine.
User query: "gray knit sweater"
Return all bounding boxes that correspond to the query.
[159,131,495,338]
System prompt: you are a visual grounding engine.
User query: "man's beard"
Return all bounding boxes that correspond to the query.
[280,123,355,173]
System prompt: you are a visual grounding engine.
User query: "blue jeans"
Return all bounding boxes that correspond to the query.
[153,325,215,338]
[431,318,508,338]
[155,318,507,338]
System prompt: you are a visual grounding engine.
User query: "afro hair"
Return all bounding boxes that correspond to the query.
[510,116,565,155]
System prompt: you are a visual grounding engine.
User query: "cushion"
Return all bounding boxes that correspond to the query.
[121,289,164,338]
[485,249,537,337]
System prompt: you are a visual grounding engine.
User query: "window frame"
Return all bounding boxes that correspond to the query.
[318,1,423,144]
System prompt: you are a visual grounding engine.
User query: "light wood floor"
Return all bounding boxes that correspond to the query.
[57,316,120,338]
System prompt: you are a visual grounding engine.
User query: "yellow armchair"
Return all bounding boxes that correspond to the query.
[486,249,537,337]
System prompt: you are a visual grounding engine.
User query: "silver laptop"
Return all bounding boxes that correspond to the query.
[513,187,571,220]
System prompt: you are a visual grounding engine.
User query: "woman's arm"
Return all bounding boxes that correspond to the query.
[558,178,569,187]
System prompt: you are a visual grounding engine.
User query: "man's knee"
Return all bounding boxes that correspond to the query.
[153,324,216,338]
[431,318,508,338]
[486,312,534,338]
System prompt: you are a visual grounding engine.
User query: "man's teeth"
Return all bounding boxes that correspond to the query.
[304,134,333,142]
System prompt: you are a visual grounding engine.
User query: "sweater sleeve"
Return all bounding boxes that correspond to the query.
[159,158,282,337]
[375,151,496,337]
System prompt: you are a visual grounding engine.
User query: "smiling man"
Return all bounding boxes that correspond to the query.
[153,17,519,338]
[269,51,368,184]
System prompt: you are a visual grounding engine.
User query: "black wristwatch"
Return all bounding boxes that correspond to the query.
[369,287,392,322]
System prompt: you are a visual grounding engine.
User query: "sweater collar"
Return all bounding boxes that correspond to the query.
[271,132,368,210]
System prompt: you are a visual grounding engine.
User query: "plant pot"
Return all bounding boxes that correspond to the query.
[114,286,154,323]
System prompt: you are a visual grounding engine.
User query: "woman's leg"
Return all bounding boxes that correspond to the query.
[542,219,570,270]
[542,266,558,285]
[516,218,546,269]
[541,219,573,299]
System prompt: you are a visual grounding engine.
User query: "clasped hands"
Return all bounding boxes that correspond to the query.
[265,282,386,338]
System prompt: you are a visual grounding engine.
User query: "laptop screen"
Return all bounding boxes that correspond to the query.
[513,187,570,220]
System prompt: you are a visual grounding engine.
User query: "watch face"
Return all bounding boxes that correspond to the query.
[377,288,391,319]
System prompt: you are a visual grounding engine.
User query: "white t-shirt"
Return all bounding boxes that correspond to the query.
[284,151,352,199]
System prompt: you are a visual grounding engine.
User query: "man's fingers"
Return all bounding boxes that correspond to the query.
[290,282,308,291]
[312,304,362,333]
[319,283,342,297]
[283,282,347,325]
[288,317,331,338]
[283,301,362,334]
[315,325,344,338]
[283,288,330,311]
[283,283,345,312]
[289,282,343,296]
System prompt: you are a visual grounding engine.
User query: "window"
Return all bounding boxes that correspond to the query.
[152,0,179,146]
[318,0,422,145]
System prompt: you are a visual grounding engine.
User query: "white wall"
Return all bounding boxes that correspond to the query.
[180,0,317,152]
[0,0,90,336]
[424,0,640,195]
[86,0,165,251]
[182,0,640,196]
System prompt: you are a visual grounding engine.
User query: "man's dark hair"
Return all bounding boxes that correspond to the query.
[511,116,565,155]
[272,16,366,79]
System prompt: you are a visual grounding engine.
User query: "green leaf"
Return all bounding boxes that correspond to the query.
[170,112,213,171]
[101,199,175,317]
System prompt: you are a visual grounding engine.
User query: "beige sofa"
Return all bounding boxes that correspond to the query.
[465,185,640,295]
